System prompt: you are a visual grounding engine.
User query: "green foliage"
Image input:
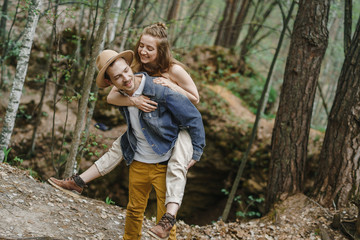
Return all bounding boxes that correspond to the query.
[17,105,32,120]
[3,148,24,167]
[78,132,107,159]
[311,124,326,133]
[235,195,264,219]
[225,75,277,116]
[221,188,229,195]
[27,168,39,179]
[3,147,12,163]
[13,156,24,165]
[105,196,115,205]
[6,40,22,59]
[89,92,97,102]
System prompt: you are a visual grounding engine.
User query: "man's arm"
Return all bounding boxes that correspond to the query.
[107,85,158,113]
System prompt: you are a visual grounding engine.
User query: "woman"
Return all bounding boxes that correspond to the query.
[49,23,200,240]
[107,22,199,109]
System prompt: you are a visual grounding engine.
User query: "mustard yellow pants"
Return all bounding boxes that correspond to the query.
[95,130,193,206]
[123,160,177,240]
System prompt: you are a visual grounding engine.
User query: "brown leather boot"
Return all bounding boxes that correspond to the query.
[147,213,176,240]
[48,174,86,198]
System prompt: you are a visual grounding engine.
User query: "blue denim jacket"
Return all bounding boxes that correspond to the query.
[119,72,206,165]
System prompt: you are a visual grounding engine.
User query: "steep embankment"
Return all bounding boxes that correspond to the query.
[0,163,346,239]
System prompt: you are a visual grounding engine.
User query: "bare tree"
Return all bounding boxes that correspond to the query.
[239,0,277,62]
[266,0,330,212]
[0,0,43,161]
[63,0,114,178]
[171,0,206,46]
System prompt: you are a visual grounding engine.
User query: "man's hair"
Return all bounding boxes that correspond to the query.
[133,22,185,76]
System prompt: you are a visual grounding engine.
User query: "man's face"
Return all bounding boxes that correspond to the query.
[106,58,135,92]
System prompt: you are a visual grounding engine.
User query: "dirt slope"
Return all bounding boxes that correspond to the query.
[0,163,348,240]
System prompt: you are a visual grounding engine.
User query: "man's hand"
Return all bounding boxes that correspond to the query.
[187,159,197,170]
[130,95,157,112]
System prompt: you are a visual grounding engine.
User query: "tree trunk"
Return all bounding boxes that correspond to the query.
[312,14,342,127]
[0,0,42,162]
[64,0,114,178]
[227,0,251,47]
[221,0,296,222]
[344,0,352,55]
[214,0,232,46]
[166,0,180,40]
[239,0,277,61]
[222,0,239,47]
[171,0,206,46]
[75,3,85,65]
[266,0,330,212]
[258,0,296,124]
[0,0,20,89]
[313,17,360,208]
[0,0,9,53]
[28,0,59,156]
[119,0,134,52]
[108,0,123,48]
[130,0,149,27]
[76,31,106,167]
[166,0,180,22]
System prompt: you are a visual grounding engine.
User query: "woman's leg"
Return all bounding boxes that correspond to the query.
[92,134,124,178]
[48,135,124,193]
[165,130,193,210]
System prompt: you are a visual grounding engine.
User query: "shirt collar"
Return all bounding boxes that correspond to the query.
[117,74,145,97]
[133,74,145,97]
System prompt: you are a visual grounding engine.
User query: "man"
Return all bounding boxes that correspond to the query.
[50,50,205,239]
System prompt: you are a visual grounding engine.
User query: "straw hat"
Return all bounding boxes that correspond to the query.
[95,49,134,88]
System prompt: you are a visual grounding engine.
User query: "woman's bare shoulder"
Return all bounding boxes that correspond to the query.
[169,63,186,73]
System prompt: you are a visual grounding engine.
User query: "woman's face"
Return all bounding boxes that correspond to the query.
[138,34,158,65]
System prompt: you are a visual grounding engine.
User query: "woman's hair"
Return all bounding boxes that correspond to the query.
[133,22,183,76]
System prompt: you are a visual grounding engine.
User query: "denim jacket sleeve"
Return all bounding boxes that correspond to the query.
[163,88,206,161]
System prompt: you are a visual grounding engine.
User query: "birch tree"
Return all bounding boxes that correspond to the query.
[0,0,42,162]
[108,0,122,48]
[63,0,114,178]
[119,0,134,52]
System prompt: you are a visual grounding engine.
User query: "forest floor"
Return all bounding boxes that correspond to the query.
[0,82,352,239]
[0,162,352,240]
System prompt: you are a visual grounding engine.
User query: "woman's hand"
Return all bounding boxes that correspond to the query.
[153,77,177,91]
[187,160,197,170]
[130,95,158,112]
